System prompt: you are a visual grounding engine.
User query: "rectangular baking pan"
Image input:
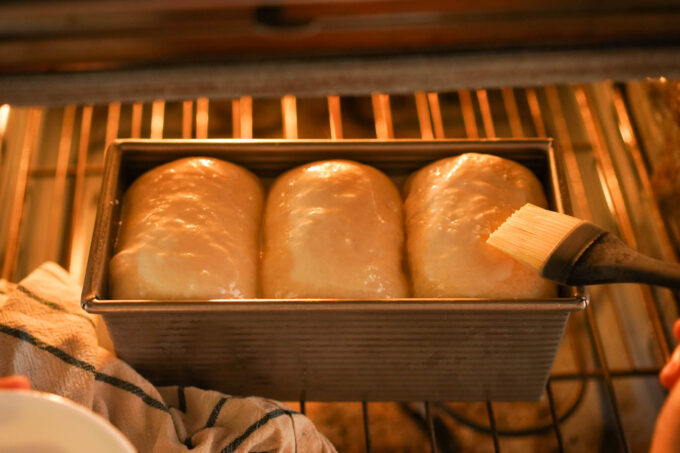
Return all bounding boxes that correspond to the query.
[82,139,588,402]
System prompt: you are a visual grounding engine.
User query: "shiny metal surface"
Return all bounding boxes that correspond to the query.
[81,138,583,402]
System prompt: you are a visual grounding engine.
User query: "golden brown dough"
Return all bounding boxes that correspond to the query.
[261,160,408,299]
[404,153,556,298]
[109,157,263,299]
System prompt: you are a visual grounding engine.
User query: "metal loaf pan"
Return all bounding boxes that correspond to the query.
[82,139,588,402]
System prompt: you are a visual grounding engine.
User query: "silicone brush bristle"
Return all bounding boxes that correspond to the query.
[487,203,584,272]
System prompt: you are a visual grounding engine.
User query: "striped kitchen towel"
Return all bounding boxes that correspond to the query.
[0,262,336,453]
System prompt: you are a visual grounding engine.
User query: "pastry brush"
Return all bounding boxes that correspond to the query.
[486,203,680,288]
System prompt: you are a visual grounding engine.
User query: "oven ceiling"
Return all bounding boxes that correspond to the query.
[2,0,680,105]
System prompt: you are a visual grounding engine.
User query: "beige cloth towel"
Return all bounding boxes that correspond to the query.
[0,262,336,453]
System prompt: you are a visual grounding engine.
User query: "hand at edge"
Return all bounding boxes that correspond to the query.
[0,375,31,390]
[660,319,680,390]
[650,319,680,453]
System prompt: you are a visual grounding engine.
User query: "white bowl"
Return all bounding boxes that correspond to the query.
[0,389,136,453]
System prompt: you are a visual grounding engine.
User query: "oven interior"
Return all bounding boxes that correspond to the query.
[1,78,679,451]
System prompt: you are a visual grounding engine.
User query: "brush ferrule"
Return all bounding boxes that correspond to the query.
[541,222,606,284]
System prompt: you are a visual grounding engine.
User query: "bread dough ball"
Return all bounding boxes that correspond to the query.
[110,157,263,299]
[404,153,556,298]
[262,160,408,299]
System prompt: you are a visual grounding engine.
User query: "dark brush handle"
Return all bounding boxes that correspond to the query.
[566,233,680,288]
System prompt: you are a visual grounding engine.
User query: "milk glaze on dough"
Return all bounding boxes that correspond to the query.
[404,153,556,298]
[109,157,263,299]
[261,160,409,299]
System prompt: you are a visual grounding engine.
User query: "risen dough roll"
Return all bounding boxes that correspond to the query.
[110,157,263,299]
[404,153,556,298]
[262,160,408,299]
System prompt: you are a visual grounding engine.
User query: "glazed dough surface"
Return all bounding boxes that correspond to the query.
[109,157,263,299]
[404,153,556,298]
[262,160,408,299]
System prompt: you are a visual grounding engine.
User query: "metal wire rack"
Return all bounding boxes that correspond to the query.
[0,81,678,452]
